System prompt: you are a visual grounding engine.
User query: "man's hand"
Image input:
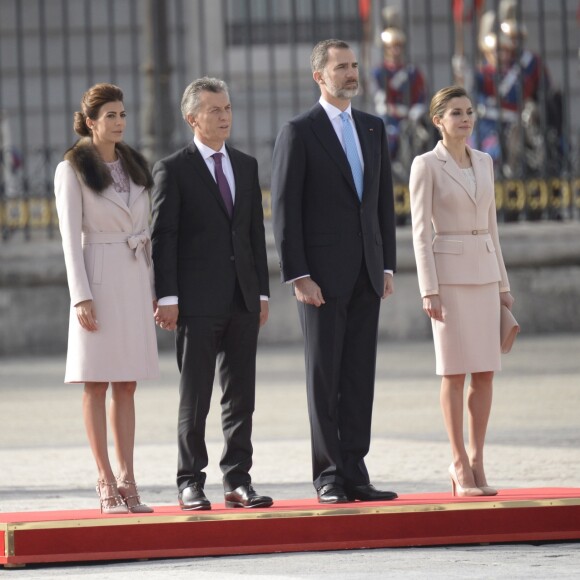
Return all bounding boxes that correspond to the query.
[154,304,179,331]
[294,277,325,307]
[259,299,269,327]
[382,273,394,299]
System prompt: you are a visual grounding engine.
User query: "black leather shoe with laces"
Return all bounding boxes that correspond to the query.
[179,482,211,511]
[224,484,273,508]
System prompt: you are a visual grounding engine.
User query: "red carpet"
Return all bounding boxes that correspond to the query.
[2,488,579,567]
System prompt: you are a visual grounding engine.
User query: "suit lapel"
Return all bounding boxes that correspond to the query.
[127,179,145,209]
[187,142,231,219]
[227,145,242,220]
[101,186,132,215]
[352,109,374,199]
[469,146,488,203]
[309,104,359,200]
[435,140,476,204]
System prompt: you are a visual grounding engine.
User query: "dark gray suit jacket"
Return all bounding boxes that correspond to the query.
[151,142,269,316]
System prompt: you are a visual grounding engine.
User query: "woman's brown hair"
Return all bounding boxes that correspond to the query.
[73,83,124,137]
[429,85,471,122]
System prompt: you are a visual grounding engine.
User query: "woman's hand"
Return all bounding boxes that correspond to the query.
[75,299,98,331]
[423,294,443,322]
[500,291,515,310]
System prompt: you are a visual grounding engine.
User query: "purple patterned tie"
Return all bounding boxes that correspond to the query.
[212,152,234,218]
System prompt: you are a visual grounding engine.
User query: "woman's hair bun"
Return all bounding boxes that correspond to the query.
[73,110,90,136]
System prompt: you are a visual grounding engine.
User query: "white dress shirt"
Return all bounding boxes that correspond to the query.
[194,135,236,202]
[318,97,364,172]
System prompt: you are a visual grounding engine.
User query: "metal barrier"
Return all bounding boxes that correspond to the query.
[1,0,578,240]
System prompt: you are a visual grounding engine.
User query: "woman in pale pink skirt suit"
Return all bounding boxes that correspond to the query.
[409,86,515,497]
[55,83,159,513]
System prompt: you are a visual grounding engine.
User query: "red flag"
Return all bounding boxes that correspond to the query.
[453,0,485,23]
[453,0,464,23]
[359,0,371,22]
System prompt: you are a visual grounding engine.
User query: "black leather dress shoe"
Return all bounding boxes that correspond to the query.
[316,483,349,504]
[178,483,211,511]
[345,483,398,502]
[224,484,273,508]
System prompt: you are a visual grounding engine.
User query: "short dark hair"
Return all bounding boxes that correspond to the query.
[310,39,351,73]
[181,77,229,120]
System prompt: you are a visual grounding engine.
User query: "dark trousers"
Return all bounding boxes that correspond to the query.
[298,264,381,490]
[175,286,260,492]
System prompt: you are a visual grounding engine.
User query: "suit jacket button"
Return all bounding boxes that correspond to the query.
[357,232,362,237]
[230,255,235,261]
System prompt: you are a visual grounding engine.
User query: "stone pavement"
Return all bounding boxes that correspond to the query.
[0,334,579,578]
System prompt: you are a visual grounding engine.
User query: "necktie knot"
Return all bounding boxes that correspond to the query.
[212,152,223,164]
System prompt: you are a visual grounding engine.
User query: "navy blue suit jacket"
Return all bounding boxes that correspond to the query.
[271,103,396,298]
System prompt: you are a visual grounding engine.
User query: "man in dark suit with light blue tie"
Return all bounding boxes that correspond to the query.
[271,39,398,504]
[151,77,272,511]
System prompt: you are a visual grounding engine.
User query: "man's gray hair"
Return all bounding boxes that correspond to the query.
[180,77,229,120]
[310,39,351,73]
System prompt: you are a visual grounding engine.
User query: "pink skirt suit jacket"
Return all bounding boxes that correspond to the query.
[409,141,510,375]
[54,139,159,383]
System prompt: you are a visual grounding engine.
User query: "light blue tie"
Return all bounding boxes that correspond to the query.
[339,111,363,200]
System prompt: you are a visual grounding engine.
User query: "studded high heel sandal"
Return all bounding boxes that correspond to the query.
[96,480,129,514]
[116,478,154,513]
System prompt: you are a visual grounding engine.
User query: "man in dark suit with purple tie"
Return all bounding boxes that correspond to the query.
[151,77,272,511]
[271,40,398,504]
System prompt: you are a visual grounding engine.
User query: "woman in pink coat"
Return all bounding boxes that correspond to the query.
[55,83,158,513]
[409,86,515,497]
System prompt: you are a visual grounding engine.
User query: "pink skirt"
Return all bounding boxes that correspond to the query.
[431,283,501,376]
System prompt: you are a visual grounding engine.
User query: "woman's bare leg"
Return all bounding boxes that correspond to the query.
[467,371,494,487]
[440,373,477,488]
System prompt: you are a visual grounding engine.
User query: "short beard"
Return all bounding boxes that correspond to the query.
[323,74,359,100]
[334,86,359,100]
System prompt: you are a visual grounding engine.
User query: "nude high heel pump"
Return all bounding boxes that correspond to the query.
[471,466,498,496]
[448,464,484,497]
[96,480,129,514]
[477,484,498,496]
[116,479,154,513]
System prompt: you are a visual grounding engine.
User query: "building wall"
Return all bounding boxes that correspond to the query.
[1,222,579,355]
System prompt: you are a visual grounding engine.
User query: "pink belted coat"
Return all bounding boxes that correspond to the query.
[55,151,159,383]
